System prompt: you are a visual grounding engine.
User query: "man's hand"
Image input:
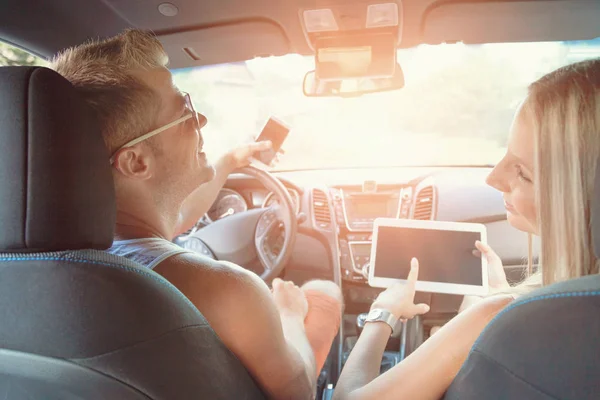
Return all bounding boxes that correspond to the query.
[157,257,316,399]
[272,278,309,319]
[222,141,273,172]
[174,140,274,238]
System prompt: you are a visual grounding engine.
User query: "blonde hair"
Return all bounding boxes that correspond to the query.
[51,29,169,152]
[522,58,600,288]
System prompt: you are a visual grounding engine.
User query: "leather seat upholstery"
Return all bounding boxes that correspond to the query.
[0,66,265,400]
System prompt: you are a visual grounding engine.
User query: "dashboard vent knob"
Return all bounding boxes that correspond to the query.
[413,186,435,220]
[312,189,332,229]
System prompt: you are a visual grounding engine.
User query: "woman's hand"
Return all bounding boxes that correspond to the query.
[370,258,430,320]
[459,241,510,313]
[474,240,509,291]
[272,278,309,320]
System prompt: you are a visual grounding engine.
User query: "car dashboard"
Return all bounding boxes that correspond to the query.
[185,166,534,312]
[179,165,536,388]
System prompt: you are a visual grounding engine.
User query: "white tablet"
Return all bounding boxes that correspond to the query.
[369,218,488,296]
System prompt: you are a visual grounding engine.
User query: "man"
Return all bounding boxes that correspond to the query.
[52,29,342,399]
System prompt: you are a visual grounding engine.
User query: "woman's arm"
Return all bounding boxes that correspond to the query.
[334,294,513,400]
[333,322,393,399]
[333,258,430,400]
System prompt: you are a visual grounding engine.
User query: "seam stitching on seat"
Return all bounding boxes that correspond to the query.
[470,349,562,400]
[452,290,600,384]
[23,67,35,248]
[70,324,211,362]
[473,290,600,349]
[0,255,199,311]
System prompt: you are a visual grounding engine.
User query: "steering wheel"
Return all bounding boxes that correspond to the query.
[190,166,297,282]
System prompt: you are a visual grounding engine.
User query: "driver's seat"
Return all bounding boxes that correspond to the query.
[0,66,265,399]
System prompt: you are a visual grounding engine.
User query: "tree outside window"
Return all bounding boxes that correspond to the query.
[0,42,46,67]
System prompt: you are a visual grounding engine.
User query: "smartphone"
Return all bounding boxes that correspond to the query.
[254,117,290,166]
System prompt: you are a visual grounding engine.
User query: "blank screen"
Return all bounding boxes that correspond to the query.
[255,118,290,164]
[373,226,483,285]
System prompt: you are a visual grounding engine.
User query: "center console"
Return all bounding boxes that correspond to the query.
[332,182,413,283]
[327,181,440,393]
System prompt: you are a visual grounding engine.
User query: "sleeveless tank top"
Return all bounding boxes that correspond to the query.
[107,237,192,270]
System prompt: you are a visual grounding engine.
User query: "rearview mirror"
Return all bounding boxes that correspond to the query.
[303,63,405,98]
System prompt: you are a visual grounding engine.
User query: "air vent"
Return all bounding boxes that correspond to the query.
[413,186,434,220]
[312,189,331,228]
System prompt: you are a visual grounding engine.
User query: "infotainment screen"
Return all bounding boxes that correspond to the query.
[345,195,398,220]
[352,198,389,217]
[369,218,488,296]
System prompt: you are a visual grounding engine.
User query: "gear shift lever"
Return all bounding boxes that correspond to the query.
[356,312,368,332]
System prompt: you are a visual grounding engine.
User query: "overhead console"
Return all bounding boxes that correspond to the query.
[299,1,406,97]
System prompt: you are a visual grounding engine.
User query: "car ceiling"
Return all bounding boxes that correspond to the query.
[1,0,600,68]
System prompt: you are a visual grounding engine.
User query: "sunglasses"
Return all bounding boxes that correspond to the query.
[109,92,207,164]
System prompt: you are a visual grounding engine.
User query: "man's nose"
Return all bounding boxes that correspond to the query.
[196,112,208,129]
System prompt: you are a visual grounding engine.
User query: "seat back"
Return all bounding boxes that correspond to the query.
[0,349,149,400]
[0,250,266,399]
[444,163,600,400]
[0,67,265,399]
[443,275,600,400]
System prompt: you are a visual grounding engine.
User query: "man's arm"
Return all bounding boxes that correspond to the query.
[271,278,317,382]
[154,255,316,400]
[173,141,271,238]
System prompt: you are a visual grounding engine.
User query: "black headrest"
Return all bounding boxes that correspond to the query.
[0,67,115,252]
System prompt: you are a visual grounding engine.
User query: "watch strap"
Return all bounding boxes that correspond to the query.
[365,308,399,334]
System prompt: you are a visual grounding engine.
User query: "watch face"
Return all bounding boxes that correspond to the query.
[369,309,382,319]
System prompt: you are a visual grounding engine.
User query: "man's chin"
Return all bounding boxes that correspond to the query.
[205,164,216,181]
[195,162,215,184]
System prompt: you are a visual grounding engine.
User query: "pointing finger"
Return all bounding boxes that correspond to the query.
[406,258,419,290]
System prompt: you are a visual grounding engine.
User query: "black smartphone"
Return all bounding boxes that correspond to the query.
[254,117,290,166]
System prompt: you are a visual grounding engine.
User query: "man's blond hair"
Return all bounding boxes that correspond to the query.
[51,29,169,152]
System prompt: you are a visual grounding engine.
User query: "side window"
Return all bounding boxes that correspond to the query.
[0,41,46,67]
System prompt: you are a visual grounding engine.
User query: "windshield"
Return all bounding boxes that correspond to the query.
[172,39,600,171]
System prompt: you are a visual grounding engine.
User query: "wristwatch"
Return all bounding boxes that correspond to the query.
[365,308,398,334]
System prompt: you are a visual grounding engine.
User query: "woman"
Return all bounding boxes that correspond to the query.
[332,58,600,400]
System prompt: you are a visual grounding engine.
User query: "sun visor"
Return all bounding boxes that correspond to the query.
[423,0,600,45]
[158,21,291,69]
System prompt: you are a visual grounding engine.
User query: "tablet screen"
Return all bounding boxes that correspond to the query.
[373,226,482,285]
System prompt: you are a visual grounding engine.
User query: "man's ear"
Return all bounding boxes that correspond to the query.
[113,146,153,180]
